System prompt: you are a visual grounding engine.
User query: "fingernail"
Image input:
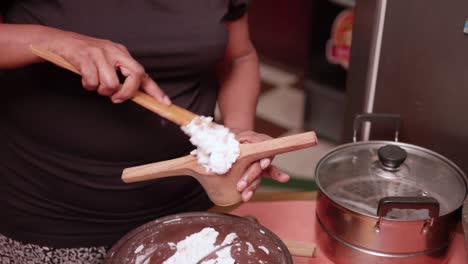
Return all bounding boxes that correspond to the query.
[237,180,247,191]
[112,98,123,104]
[260,158,271,169]
[163,95,171,105]
[243,191,253,201]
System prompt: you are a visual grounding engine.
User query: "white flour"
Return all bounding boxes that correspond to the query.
[163,218,181,224]
[134,246,158,264]
[221,233,238,245]
[246,242,255,255]
[168,242,176,250]
[134,245,144,254]
[201,246,235,264]
[258,246,269,255]
[163,227,238,264]
[181,116,240,174]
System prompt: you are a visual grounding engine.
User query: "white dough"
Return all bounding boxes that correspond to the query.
[258,246,269,255]
[134,244,144,254]
[181,116,240,174]
[246,242,255,255]
[163,228,238,264]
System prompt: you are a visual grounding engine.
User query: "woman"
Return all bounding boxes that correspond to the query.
[0,0,290,263]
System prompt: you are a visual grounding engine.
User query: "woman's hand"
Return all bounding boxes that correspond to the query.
[34,27,170,104]
[233,130,291,202]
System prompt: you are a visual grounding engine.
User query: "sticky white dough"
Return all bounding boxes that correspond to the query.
[181,116,240,174]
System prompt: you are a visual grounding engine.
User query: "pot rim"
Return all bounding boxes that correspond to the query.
[315,140,468,219]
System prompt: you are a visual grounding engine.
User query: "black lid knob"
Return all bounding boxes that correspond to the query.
[378,145,407,169]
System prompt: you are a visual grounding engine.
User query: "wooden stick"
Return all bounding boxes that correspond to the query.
[132,92,196,126]
[30,45,197,126]
[121,132,318,183]
[283,240,317,258]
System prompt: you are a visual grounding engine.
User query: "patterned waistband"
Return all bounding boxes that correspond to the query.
[0,233,107,264]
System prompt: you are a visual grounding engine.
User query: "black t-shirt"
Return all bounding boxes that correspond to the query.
[0,0,249,248]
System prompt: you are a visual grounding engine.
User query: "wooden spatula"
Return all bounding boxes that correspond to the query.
[30,46,197,126]
[122,131,318,206]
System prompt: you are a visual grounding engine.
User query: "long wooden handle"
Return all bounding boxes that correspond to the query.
[240,131,318,163]
[284,240,316,258]
[30,45,197,126]
[121,132,318,185]
[122,154,199,183]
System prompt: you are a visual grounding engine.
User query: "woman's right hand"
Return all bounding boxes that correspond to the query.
[34,27,170,104]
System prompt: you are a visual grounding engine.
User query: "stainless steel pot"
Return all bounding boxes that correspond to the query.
[315,114,467,264]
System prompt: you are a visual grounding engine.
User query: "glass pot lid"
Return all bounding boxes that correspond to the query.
[315,141,467,218]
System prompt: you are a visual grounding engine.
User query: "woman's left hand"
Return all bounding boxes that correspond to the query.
[233,130,291,202]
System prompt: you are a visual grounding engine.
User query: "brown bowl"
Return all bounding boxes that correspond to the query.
[105,212,293,264]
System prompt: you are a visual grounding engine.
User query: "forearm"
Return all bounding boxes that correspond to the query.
[217,49,260,131]
[0,24,52,68]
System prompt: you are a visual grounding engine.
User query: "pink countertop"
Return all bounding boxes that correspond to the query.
[212,193,467,264]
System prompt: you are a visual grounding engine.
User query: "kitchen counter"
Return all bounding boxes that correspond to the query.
[210,191,467,264]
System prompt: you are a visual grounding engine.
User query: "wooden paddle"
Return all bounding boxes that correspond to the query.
[122,131,318,206]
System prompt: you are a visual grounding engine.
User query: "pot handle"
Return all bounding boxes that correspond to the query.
[353,113,401,142]
[377,196,440,219]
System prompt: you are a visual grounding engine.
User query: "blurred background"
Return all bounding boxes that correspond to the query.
[249,0,468,193]
[244,0,355,192]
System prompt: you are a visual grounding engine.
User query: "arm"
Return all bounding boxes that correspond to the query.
[217,15,290,201]
[0,24,169,104]
[0,24,48,68]
[217,15,260,131]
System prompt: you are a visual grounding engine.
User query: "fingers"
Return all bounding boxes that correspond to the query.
[79,60,99,91]
[106,48,145,103]
[260,158,271,170]
[141,75,171,105]
[67,53,98,91]
[111,71,139,103]
[236,131,272,144]
[237,161,264,192]
[230,130,291,202]
[54,37,169,104]
[90,48,120,96]
[241,178,261,202]
[107,50,170,104]
[237,163,288,190]
[236,157,272,190]
[236,162,290,203]
[267,165,290,183]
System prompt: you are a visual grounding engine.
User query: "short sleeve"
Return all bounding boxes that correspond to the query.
[223,0,250,21]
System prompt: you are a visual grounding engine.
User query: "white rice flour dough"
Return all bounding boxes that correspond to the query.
[163,227,238,264]
[181,116,240,174]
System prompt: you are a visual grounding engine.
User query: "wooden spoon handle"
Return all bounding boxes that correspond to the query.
[283,240,316,258]
[241,131,318,162]
[122,154,199,183]
[30,45,197,126]
[132,92,197,126]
